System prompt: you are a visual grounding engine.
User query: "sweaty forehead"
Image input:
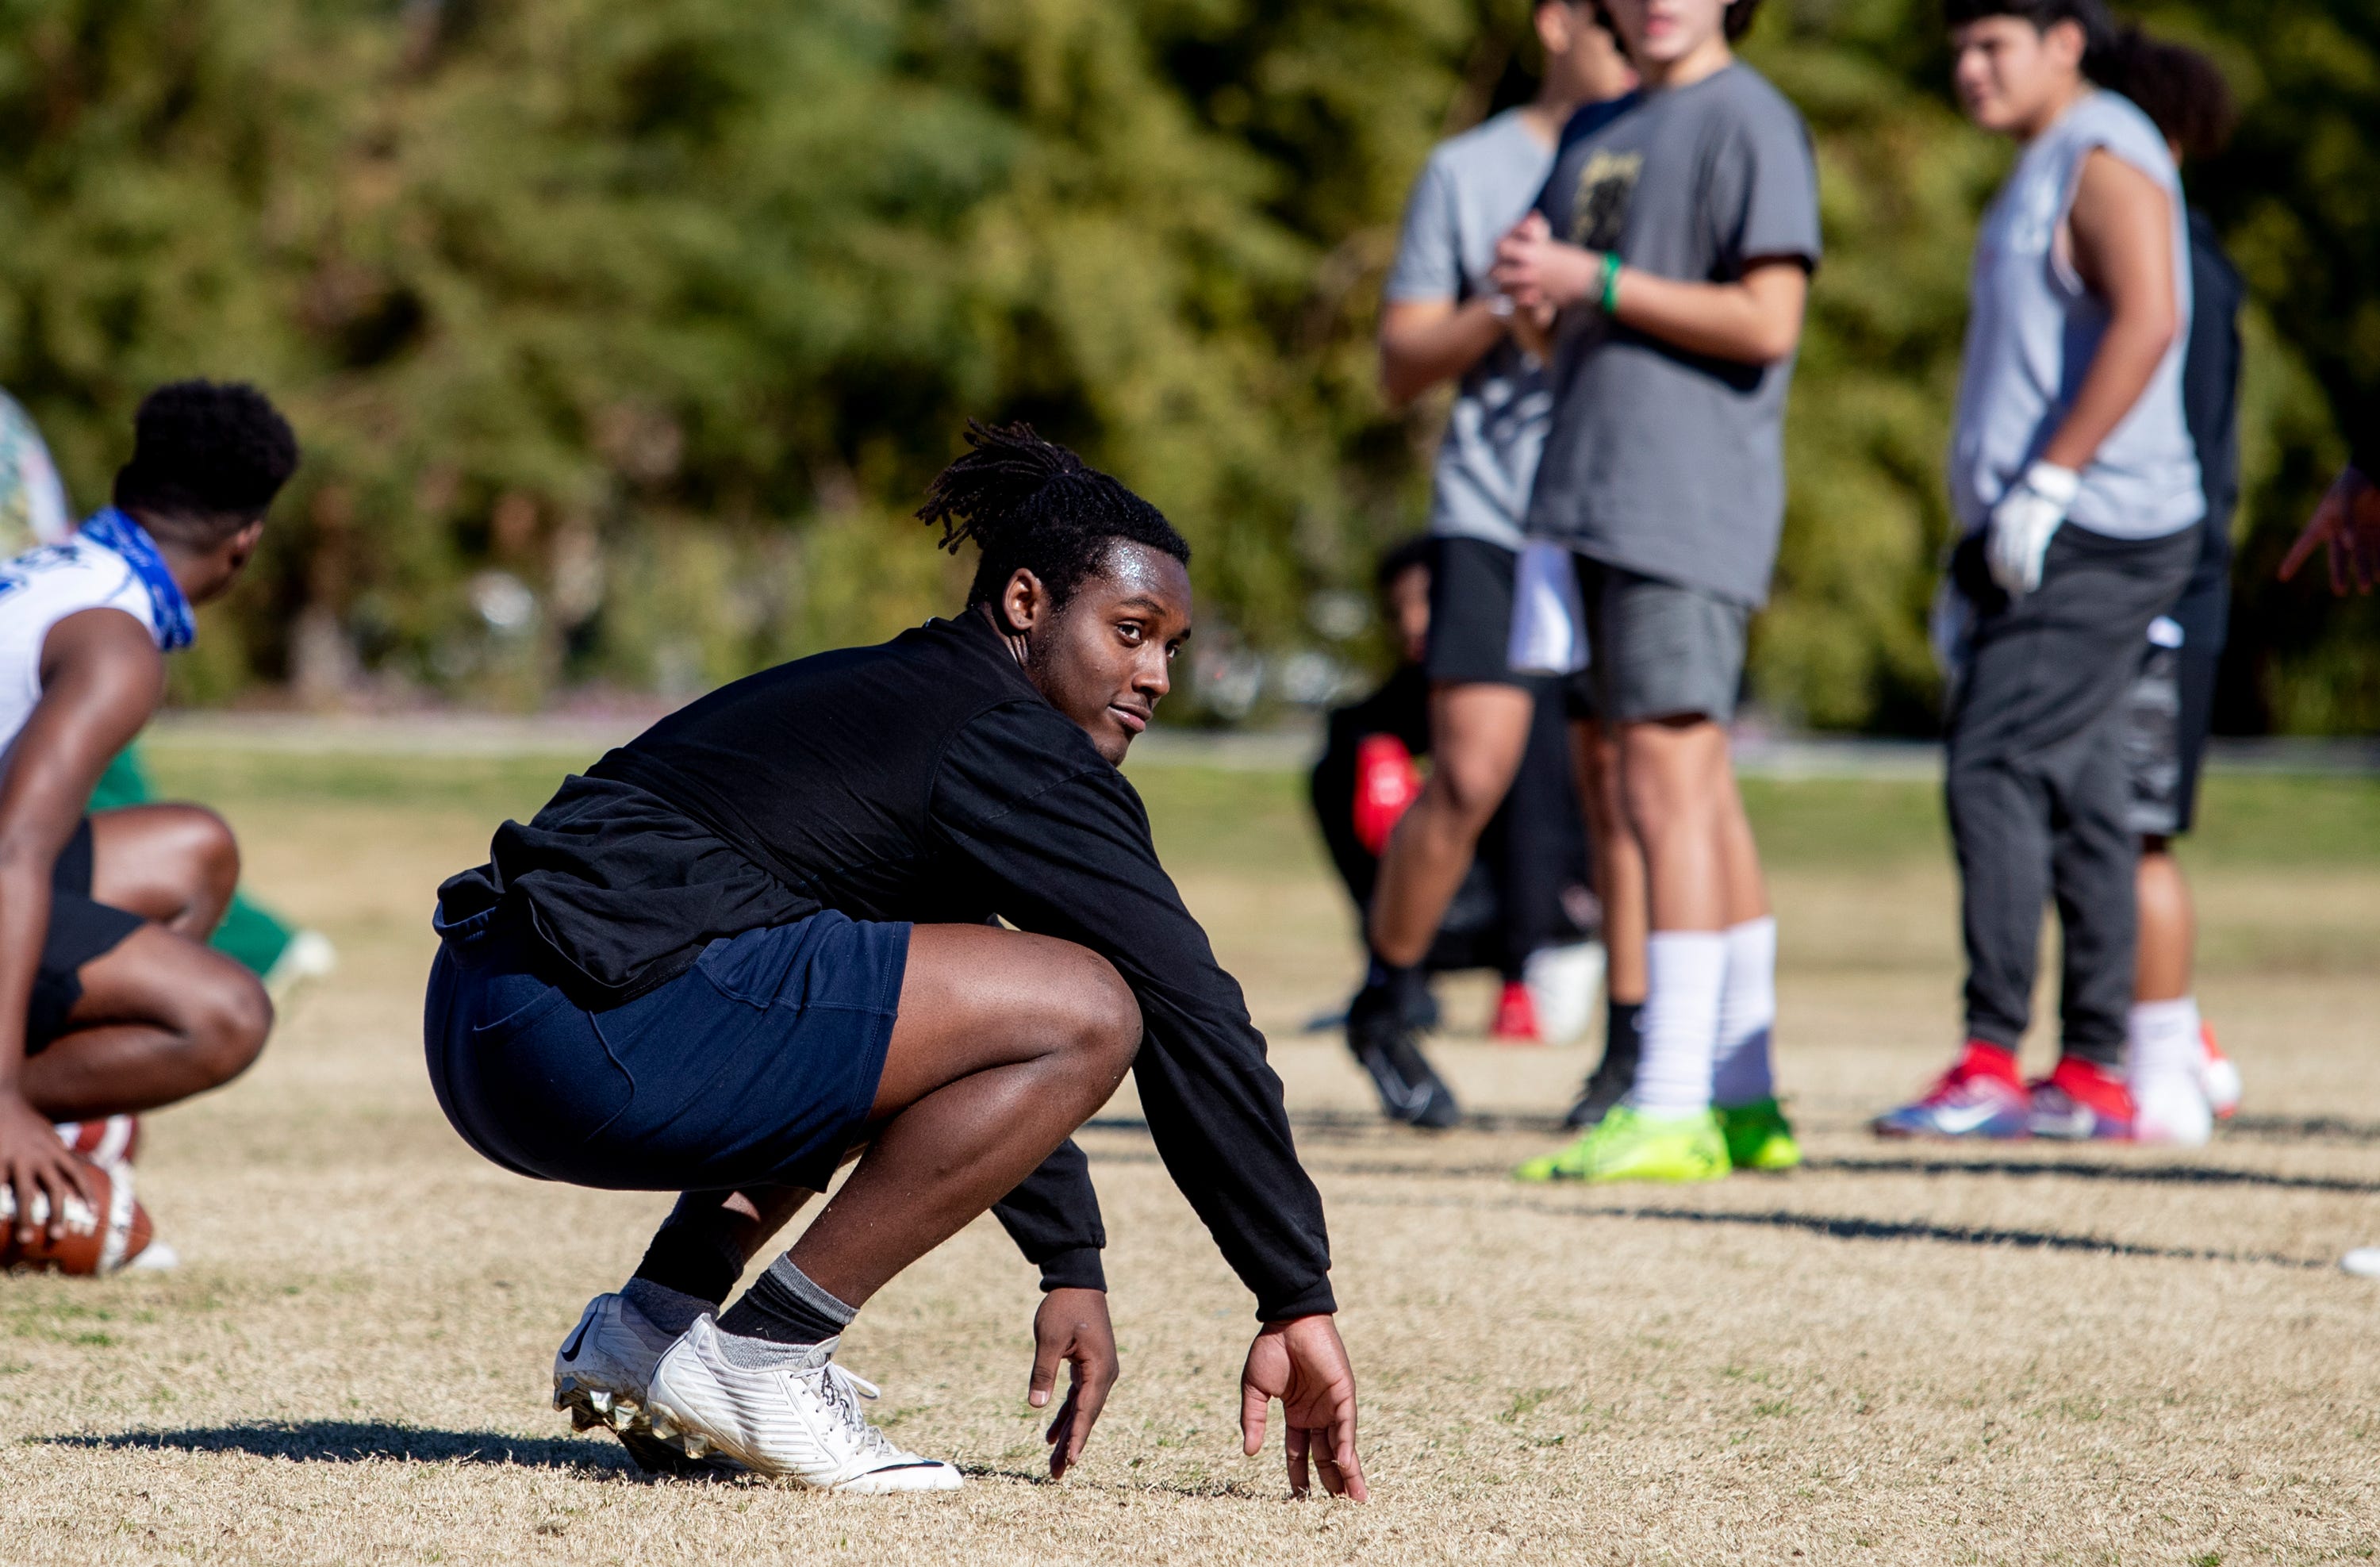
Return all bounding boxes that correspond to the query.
[1095,541,1193,616]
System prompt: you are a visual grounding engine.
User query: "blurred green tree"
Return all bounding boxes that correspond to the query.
[0,0,2368,728]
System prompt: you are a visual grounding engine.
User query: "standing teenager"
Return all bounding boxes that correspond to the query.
[1875,0,2205,1142]
[1493,0,1820,1183]
[426,424,1366,1498]
[2112,34,2246,1138]
[1359,1,1637,1127]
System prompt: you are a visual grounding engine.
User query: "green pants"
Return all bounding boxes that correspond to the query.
[87,747,294,979]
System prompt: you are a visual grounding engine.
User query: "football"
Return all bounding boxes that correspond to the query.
[0,1158,155,1275]
[53,1114,140,1169]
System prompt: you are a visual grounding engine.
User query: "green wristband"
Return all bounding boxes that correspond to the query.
[1599,252,1624,316]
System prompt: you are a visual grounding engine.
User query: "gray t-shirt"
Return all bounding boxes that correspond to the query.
[1948,90,2200,540]
[1384,109,1558,551]
[1523,66,1822,607]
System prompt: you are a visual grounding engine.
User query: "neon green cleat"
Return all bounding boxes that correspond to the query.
[1513,1104,1730,1184]
[1718,1097,1802,1171]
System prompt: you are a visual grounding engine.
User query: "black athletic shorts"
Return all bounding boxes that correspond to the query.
[1425,536,1595,716]
[30,819,145,1054]
[2125,589,2224,839]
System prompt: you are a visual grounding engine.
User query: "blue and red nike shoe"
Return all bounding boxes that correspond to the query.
[1873,1043,2138,1141]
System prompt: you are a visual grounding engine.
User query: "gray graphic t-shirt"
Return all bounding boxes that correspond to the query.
[1384,109,1558,551]
[1524,66,1821,607]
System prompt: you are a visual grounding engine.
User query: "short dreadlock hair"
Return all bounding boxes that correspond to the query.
[113,380,299,546]
[918,421,1191,614]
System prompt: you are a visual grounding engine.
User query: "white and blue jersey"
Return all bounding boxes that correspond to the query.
[0,536,160,751]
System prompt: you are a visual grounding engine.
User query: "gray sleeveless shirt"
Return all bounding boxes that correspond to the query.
[1948,90,2202,540]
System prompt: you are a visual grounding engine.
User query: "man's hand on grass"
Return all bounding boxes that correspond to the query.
[1028,1286,1118,1479]
[2279,466,2380,594]
[1239,1313,1368,1501]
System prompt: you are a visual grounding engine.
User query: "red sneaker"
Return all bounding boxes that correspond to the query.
[2029,1056,2135,1141]
[1490,980,1543,1044]
[1871,1041,2030,1139]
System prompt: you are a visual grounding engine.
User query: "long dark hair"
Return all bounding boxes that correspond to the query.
[917,421,1190,613]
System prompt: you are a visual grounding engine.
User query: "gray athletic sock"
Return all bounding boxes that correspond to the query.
[716,1254,855,1350]
[620,1277,710,1338]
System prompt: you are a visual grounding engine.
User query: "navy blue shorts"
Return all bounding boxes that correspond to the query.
[424,905,909,1193]
[31,818,145,1053]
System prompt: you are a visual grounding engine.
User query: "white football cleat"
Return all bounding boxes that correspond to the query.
[645,1315,961,1493]
[554,1292,737,1476]
[2131,1072,2213,1147]
[2341,1248,2380,1280]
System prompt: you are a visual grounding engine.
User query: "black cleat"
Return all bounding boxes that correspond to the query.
[1348,986,1462,1130]
[1562,1044,1639,1130]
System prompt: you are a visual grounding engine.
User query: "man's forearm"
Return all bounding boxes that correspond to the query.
[1379,299,1510,406]
[1610,268,1805,366]
[0,864,56,1096]
[2039,311,2175,473]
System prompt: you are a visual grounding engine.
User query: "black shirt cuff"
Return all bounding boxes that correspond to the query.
[1038,1246,1107,1292]
[1256,1277,1337,1322]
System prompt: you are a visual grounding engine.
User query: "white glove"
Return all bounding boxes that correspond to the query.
[1985,462,2080,597]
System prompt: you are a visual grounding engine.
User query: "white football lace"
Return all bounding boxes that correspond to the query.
[816,1363,903,1461]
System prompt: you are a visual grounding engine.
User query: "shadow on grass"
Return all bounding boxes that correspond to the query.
[1090,1115,2380,1193]
[1807,1155,2380,1196]
[1337,1189,2333,1270]
[41,1422,641,1473]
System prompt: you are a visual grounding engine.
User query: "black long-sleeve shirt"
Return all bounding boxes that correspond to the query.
[436,611,1333,1320]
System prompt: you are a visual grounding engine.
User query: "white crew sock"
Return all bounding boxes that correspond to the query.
[2128,997,2210,1146]
[1712,916,1779,1108]
[1627,931,1726,1119]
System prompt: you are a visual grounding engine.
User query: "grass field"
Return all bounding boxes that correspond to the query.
[9,740,2380,1565]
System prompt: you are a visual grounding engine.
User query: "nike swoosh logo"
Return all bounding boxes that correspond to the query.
[561,1316,593,1363]
[1927,1100,2007,1135]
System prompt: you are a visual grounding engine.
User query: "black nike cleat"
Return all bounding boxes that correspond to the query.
[1562,1044,1639,1130]
[1347,985,1461,1130]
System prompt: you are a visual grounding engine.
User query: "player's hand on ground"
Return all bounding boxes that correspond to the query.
[1239,1314,1368,1502]
[1028,1285,1118,1479]
[0,1089,94,1244]
[2279,465,2380,594]
[1491,213,1597,313]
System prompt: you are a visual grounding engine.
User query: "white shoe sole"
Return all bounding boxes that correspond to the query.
[644,1393,961,1492]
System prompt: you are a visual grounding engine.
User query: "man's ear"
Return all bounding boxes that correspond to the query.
[2045,17,2088,69]
[997,568,1048,636]
[1534,0,1572,56]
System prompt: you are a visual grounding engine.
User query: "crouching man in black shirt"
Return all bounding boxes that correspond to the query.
[425,424,1365,1499]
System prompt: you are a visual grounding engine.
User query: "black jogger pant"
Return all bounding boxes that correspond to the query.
[1944,522,2198,1065]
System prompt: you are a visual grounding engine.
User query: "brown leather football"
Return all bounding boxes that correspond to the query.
[0,1157,155,1275]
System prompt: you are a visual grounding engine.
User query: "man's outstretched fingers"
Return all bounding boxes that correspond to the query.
[1329,1400,1369,1501]
[1284,1419,1311,1497]
[1027,1335,1062,1411]
[1239,1377,1270,1458]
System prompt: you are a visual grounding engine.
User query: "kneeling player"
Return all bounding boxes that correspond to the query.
[0,382,294,1259]
[426,424,1367,1497]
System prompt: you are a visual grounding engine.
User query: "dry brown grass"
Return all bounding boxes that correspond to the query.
[6,752,2379,1565]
